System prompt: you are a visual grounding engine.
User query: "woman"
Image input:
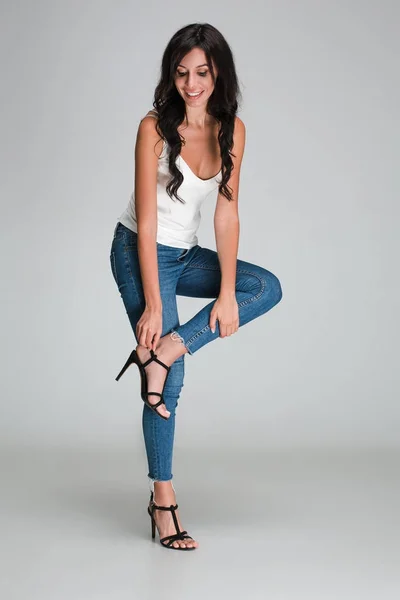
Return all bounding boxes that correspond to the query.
[110,23,283,551]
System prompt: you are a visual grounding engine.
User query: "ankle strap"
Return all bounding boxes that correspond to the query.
[150,501,181,534]
[152,502,178,511]
[142,349,170,371]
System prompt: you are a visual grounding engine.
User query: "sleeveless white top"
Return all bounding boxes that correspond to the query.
[118,113,222,249]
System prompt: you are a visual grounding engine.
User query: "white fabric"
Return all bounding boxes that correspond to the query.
[118,114,221,249]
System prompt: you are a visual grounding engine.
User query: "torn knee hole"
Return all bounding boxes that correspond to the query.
[170,331,185,344]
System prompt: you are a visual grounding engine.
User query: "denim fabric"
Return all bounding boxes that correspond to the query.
[109,221,282,482]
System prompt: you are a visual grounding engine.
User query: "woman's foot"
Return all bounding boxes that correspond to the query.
[136,334,188,419]
[150,481,199,549]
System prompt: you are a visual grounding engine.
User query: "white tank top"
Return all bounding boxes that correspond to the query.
[118,112,221,249]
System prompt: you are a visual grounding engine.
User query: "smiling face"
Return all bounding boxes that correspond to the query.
[174,47,217,108]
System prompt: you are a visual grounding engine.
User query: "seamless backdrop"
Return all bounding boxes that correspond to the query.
[1,1,398,450]
[1,2,399,599]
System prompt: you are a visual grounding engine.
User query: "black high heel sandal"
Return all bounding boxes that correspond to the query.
[147,490,196,550]
[115,348,171,420]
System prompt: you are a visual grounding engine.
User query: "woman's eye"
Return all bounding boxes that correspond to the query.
[177,71,208,77]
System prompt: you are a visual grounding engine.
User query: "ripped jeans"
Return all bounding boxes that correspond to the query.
[109,222,283,485]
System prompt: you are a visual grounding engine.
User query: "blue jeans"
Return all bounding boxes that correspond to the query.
[109,222,282,483]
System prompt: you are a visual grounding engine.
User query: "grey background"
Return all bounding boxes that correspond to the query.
[1,1,399,598]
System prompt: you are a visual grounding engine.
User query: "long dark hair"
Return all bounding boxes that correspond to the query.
[151,23,242,203]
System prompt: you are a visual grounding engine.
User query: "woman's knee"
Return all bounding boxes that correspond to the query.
[256,267,283,310]
[268,269,283,305]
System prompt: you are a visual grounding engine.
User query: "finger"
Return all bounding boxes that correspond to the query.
[137,326,145,346]
[150,333,156,352]
[152,331,160,351]
[141,328,148,348]
[210,314,217,334]
[145,328,153,349]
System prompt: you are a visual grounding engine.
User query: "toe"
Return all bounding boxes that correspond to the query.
[152,402,170,418]
[161,404,170,418]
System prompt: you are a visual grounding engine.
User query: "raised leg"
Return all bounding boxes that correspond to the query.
[170,246,283,355]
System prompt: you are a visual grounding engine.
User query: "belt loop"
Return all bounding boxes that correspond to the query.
[177,248,190,262]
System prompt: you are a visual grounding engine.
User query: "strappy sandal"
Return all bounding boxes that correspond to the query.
[147,490,196,550]
[115,348,171,420]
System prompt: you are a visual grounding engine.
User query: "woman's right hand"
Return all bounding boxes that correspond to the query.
[136,305,163,351]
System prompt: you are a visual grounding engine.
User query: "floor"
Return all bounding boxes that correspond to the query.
[1,445,399,600]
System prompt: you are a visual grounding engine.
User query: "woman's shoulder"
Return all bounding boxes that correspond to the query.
[138,108,161,136]
[232,116,246,162]
[234,115,245,133]
[233,116,246,145]
[137,109,164,158]
[140,108,159,121]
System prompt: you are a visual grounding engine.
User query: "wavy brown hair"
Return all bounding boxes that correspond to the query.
[151,23,242,203]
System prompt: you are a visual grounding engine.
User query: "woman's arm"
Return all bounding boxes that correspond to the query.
[210,116,246,336]
[134,116,164,348]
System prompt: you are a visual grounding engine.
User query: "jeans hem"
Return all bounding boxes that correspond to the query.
[169,330,193,356]
[148,476,175,493]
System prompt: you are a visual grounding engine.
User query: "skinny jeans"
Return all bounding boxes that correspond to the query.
[109,222,283,484]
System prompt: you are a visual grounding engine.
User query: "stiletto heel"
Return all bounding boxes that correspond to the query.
[115,349,138,381]
[115,348,171,420]
[150,511,156,539]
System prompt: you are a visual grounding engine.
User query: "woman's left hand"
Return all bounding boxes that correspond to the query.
[209,294,239,337]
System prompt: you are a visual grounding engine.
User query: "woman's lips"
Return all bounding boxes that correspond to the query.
[185,90,204,99]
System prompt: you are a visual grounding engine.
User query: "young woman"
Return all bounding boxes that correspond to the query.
[109,23,283,551]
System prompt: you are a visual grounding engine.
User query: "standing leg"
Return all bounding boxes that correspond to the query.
[110,225,185,482]
[110,224,198,548]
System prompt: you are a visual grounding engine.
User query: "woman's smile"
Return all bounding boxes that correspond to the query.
[184,90,204,99]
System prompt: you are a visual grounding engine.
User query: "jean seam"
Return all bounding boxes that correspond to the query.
[181,267,266,348]
[121,235,142,309]
[149,408,161,479]
[184,263,265,300]
[110,251,118,285]
[186,262,220,271]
